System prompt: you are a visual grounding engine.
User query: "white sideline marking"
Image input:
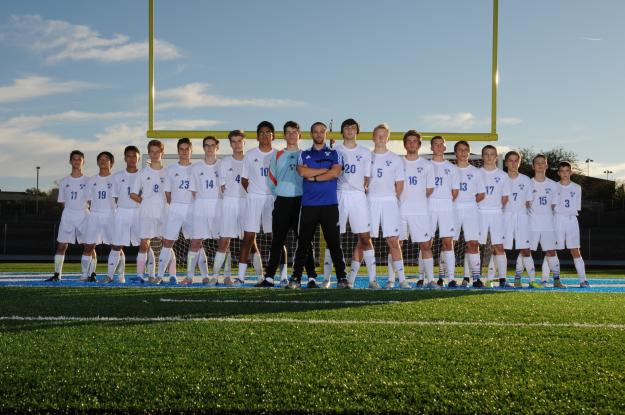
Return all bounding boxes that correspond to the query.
[159,298,401,305]
[1,315,625,330]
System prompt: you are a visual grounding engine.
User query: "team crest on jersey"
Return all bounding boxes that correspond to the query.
[356,155,363,162]
[324,151,331,156]
[147,177,151,180]
[417,167,423,173]
[254,158,258,163]
[80,184,85,189]
[107,183,113,189]
[65,184,70,188]
[306,155,311,159]
[494,177,501,183]
[519,184,524,190]
[121,179,125,183]
[228,167,233,171]
[385,160,392,166]
[160,178,165,183]
[467,174,473,180]
[200,172,204,176]
[570,192,576,198]
[444,169,451,175]
[175,173,179,177]
[545,188,551,194]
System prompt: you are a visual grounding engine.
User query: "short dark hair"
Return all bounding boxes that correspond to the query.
[124,145,140,156]
[454,140,470,152]
[147,139,164,152]
[228,129,246,141]
[202,136,219,146]
[97,151,114,166]
[481,144,497,156]
[310,122,327,133]
[177,137,192,149]
[69,150,84,160]
[532,154,547,164]
[558,161,572,170]
[403,130,421,146]
[283,121,300,134]
[341,118,360,134]
[257,121,275,135]
[504,150,521,162]
[430,135,445,145]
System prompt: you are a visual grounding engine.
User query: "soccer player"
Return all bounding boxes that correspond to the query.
[158,137,195,284]
[214,130,247,285]
[479,145,511,288]
[130,139,167,283]
[260,121,317,288]
[287,122,348,289]
[502,150,535,287]
[429,136,459,287]
[453,141,485,287]
[329,118,375,289]
[47,150,89,282]
[528,154,564,288]
[82,152,116,282]
[108,145,141,283]
[555,161,589,287]
[367,123,405,289]
[399,130,435,286]
[240,121,276,285]
[184,136,222,285]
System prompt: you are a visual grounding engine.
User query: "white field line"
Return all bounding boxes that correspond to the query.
[1,315,625,330]
[159,298,401,304]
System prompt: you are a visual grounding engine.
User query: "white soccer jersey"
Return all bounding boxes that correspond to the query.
[555,182,582,216]
[189,160,221,200]
[529,178,558,230]
[131,165,167,202]
[112,170,139,209]
[455,165,484,205]
[335,143,371,192]
[430,160,459,200]
[220,156,246,198]
[242,147,275,195]
[164,163,194,204]
[368,150,404,197]
[479,167,511,210]
[86,174,116,212]
[400,157,434,213]
[504,174,532,214]
[58,175,89,210]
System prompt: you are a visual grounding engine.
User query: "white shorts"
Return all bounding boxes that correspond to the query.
[479,210,505,245]
[191,198,219,240]
[243,193,274,233]
[138,199,167,239]
[400,214,431,243]
[339,191,370,234]
[555,215,580,249]
[369,196,401,238]
[530,229,557,251]
[429,199,455,238]
[503,211,530,250]
[83,210,114,245]
[112,207,140,246]
[219,197,244,239]
[454,204,480,242]
[57,208,88,244]
[162,202,192,241]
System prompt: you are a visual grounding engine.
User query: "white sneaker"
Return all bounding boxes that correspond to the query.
[223,276,234,286]
[152,277,163,285]
[235,278,245,286]
[117,275,126,284]
[280,279,289,288]
[180,277,193,285]
[384,280,395,289]
[426,281,441,289]
[103,276,114,283]
[202,276,218,285]
[321,279,332,289]
[399,280,411,289]
[369,280,381,289]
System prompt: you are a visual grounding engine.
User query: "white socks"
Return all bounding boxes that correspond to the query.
[393,260,405,282]
[348,260,360,285]
[574,257,586,280]
[495,254,507,279]
[364,250,376,282]
[546,255,560,278]
[422,257,434,282]
[213,251,227,276]
[107,250,121,278]
[136,252,147,277]
[187,250,199,278]
[157,247,172,277]
[444,250,455,280]
[198,249,209,277]
[323,248,333,279]
[238,263,248,281]
[252,252,263,277]
[81,255,91,279]
[467,253,481,279]
[54,254,64,277]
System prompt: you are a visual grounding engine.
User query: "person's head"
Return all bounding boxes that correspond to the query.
[96,151,114,170]
[123,145,140,169]
[283,121,301,146]
[341,118,360,140]
[481,145,498,167]
[532,154,548,174]
[177,137,192,161]
[403,130,421,154]
[504,150,521,174]
[202,136,219,157]
[558,161,572,181]
[256,121,275,146]
[310,122,327,146]
[454,140,471,163]
[228,129,246,153]
[430,135,446,156]
[372,123,390,147]
[147,139,164,162]
[69,150,85,169]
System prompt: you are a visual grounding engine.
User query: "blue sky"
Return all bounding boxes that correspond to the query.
[0,0,623,191]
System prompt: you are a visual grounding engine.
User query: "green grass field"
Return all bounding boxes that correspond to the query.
[1,286,624,413]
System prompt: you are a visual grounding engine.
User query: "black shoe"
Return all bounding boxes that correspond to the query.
[87,272,97,282]
[285,279,301,289]
[472,279,484,288]
[336,278,351,289]
[448,280,458,288]
[45,273,60,282]
[307,280,319,289]
[437,278,444,287]
[416,279,424,287]
[258,279,274,288]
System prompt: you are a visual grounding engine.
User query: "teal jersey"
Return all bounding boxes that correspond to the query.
[267,148,303,197]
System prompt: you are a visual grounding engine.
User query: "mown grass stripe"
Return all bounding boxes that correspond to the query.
[159,298,401,304]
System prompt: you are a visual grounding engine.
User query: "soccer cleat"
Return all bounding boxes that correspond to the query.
[383,280,395,289]
[321,279,332,289]
[399,280,412,289]
[202,277,218,285]
[369,280,381,289]
[472,279,484,288]
[152,277,163,285]
[416,279,424,288]
[540,280,549,288]
[337,278,351,289]
[180,277,193,285]
[103,276,114,283]
[426,281,441,289]
[499,279,512,288]
[307,280,319,289]
[484,280,494,288]
[235,278,245,286]
[87,273,97,282]
[514,277,523,288]
[447,280,458,288]
[45,274,60,282]
[259,279,275,288]
[553,278,567,289]
[579,280,591,288]
[461,277,470,288]
[117,275,126,284]
[436,278,445,287]
[280,279,290,288]
[528,280,543,288]
[222,276,234,286]
[286,279,301,289]
[169,276,178,285]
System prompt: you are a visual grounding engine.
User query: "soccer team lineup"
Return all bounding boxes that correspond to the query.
[38,117,599,291]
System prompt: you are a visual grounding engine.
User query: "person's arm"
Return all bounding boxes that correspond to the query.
[475,192,485,203]
[307,163,341,181]
[298,165,329,178]
[501,195,509,207]
[451,189,459,201]
[395,180,404,198]
[267,154,278,195]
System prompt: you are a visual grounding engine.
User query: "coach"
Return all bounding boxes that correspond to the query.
[287,122,348,289]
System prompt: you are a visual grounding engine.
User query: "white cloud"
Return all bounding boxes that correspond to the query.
[1,14,180,63]
[2,110,141,130]
[498,117,522,126]
[158,83,305,109]
[580,36,602,41]
[0,75,96,103]
[420,112,522,130]
[155,119,222,130]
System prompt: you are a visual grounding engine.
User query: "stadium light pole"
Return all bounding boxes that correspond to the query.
[585,158,593,176]
[604,170,613,180]
[36,166,40,215]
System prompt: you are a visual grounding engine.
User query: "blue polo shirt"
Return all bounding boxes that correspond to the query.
[298,145,342,206]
